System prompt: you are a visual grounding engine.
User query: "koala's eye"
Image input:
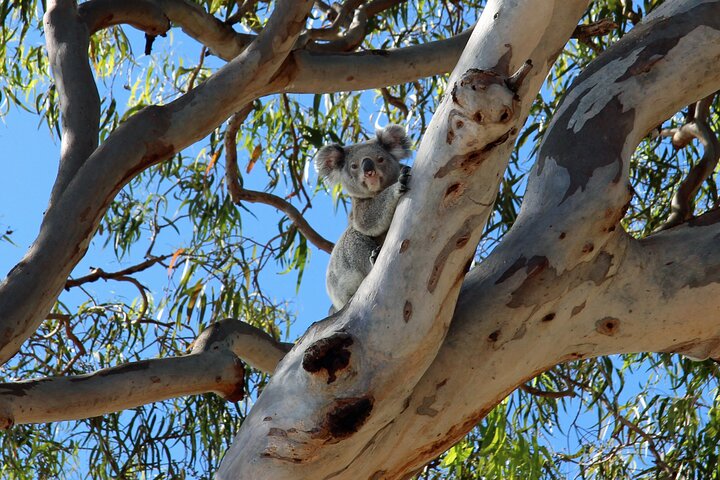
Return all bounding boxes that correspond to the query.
[377,157,385,163]
[351,164,358,169]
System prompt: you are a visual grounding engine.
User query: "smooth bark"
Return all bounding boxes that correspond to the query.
[217,1,590,478]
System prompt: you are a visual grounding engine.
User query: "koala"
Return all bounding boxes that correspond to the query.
[315,125,412,312]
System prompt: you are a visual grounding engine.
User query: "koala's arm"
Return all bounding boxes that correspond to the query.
[352,183,404,237]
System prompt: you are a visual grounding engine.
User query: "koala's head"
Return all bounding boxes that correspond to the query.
[315,125,411,198]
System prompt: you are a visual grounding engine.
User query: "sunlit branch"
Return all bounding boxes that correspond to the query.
[44,0,101,204]
[192,318,293,374]
[80,0,469,92]
[0,351,245,429]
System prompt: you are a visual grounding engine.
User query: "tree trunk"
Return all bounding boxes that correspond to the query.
[217,0,720,478]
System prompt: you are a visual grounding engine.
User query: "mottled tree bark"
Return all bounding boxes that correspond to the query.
[1,0,720,479]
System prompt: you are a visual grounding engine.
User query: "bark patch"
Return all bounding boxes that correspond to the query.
[536,95,634,203]
[67,360,151,381]
[324,396,374,439]
[507,252,612,309]
[427,215,484,293]
[403,301,413,322]
[596,317,619,336]
[416,395,439,417]
[495,255,549,285]
[443,182,466,208]
[302,332,353,384]
[434,150,487,179]
[221,358,245,402]
[688,208,720,227]
[571,301,586,316]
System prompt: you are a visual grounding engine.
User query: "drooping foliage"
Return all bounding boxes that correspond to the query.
[1,0,720,478]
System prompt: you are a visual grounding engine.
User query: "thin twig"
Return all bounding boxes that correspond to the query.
[186,46,208,92]
[233,189,334,254]
[381,87,409,117]
[65,255,172,289]
[224,106,334,253]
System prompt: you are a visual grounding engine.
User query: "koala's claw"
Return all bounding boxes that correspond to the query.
[398,166,411,193]
[370,246,381,265]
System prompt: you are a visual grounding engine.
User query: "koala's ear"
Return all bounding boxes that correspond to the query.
[376,124,411,160]
[315,144,346,185]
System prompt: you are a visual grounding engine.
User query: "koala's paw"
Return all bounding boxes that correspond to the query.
[398,166,411,194]
[370,246,381,265]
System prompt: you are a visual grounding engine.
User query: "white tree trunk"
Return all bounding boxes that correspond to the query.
[217,0,720,478]
[2,0,720,479]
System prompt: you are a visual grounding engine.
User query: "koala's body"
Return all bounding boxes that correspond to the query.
[315,125,412,311]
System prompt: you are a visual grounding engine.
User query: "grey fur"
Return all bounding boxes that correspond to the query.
[315,125,412,311]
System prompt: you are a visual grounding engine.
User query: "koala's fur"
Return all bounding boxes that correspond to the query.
[315,125,412,311]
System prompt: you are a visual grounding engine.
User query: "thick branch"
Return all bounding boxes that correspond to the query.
[44,0,101,204]
[217,1,590,478]
[78,0,170,36]
[79,0,254,57]
[0,0,314,364]
[336,2,720,475]
[193,318,293,374]
[81,0,470,93]
[0,351,244,429]
[0,318,292,427]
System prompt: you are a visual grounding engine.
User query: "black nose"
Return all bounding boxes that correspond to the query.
[362,157,374,173]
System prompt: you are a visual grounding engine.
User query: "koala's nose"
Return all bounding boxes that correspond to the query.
[362,157,375,175]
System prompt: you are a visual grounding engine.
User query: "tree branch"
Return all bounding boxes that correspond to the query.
[223,105,334,253]
[0,351,244,429]
[192,318,293,374]
[656,94,719,230]
[0,318,292,427]
[79,0,254,58]
[64,254,172,289]
[78,0,170,36]
[335,3,720,475]
[234,189,335,253]
[217,1,591,477]
[0,0,314,364]
[80,0,470,94]
[44,0,101,205]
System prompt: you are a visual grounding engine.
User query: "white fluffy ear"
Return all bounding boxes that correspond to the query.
[314,144,345,185]
[376,125,411,160]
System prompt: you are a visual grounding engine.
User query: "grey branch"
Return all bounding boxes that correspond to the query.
[79,0,469,93]
[193,318,293,373]
[0,0,314,365]
[0,318,292,427]
[656,94,719,231]
[44,0,101,205]
[0,351,245,428]
[78,0,170,36]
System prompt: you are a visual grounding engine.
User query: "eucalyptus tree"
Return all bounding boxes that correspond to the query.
[1,0,720,478]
